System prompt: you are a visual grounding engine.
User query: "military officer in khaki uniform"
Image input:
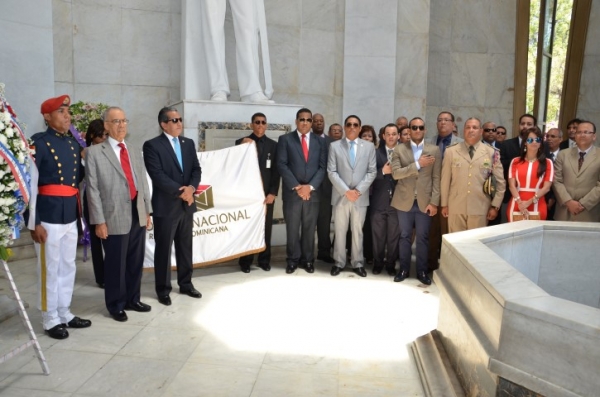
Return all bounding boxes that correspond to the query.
[440,118,505,232]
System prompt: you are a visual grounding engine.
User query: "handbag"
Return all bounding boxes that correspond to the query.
[483,149,499,199]
[512,212,541,221]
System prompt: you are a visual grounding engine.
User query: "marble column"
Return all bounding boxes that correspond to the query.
[578,0,600,133]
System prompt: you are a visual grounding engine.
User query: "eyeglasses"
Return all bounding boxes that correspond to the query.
[526,137,542,144]
[410,125,425,131]
[253,120,267,125]
[497,131,507,135]
[109,119,129,125]
[483,128,497,132]
[164,117,183,124]
[346,122,360,128]
[575,130,595,135]
[546,134,559,139]
[437,118,452,123]
[298,118,312,123]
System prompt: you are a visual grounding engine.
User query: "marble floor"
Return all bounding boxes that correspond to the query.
[0,247,439,397]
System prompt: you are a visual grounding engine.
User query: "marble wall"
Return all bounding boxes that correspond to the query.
[578,0,600,128]
[425,0,516,139]
[51,0,182,145]
[0,0,55,134]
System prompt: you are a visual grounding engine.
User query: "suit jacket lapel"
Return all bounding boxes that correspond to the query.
[159,134,182,172]
[569,148,580,175]
[579,146,596,174]
[292,131,306,162]
[101,140,126,180]
[339,138,352,166]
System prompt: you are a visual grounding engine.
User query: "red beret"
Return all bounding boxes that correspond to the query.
[40,95,71,114]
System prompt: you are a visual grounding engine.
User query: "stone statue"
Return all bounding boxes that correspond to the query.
[200,0,274,103]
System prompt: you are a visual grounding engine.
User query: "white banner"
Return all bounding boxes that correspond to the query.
[143,143,266,267]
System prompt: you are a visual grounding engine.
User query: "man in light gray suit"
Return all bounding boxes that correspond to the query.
[328,115,377,277]
[86,107,153,322]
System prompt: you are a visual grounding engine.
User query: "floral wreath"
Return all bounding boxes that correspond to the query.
[0,83,33,261]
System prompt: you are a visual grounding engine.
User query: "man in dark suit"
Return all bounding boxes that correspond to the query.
[143,107,202,306]
[312,113,335,264]
[86,106,153,322]
[277,108,327,274]
[370,123,400,276]
[559,118,581,150]
[235,112,280,273]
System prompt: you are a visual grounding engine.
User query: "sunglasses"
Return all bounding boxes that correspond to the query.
[298,118,312,123]
[483,128,497,132]
[497,131,507,135]
[346,122,360,128]
[165,117,183,124]
[410,125,425,131]
[526,137,542,144]
[253,120,267,125]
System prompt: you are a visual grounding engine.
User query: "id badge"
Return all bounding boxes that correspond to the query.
[266,159,271,169]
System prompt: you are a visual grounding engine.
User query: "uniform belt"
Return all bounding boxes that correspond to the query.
[38,184,81,218]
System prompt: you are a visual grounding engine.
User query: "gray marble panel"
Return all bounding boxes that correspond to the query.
[336,0,345,32]
[77,0,120,7]
[121,85,171,146]
[344,56,396,100]
[268,25,300,95]
[452,107,488,127]
[396,33,429,98]
[122,9,173,87]
[344,0,398,57]
[171,0,181,14]
[507,230,542,284]
[584,0,600,56]
[539,230,600,308]
[578,55,600,113]
[485,53,514,109]
[449,52,488,107]
[334,31,345,97]
[302,0,337,32]
[299,29,336,96]
[169,12,182,88]
[122,0,170,12]
[343,96,394,129]
[52,0,73,83]
[397,0,430,34]
[450,0,489,54]
[428,0,452,53]
[488,2,516,54]
[54,82,75,99]
[74,83,121,107]
[483,107,513,132]
[426,52,451,107]
[72,2,122,84]
[395,96,426,121]
[265,0,301,28]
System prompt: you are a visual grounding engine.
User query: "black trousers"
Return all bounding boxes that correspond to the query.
[102,197,145,315]
[239,203,274,266]
[283,199,319,265]
[153,210,194,297]
[371,206,400,270]
[317,198,332,257]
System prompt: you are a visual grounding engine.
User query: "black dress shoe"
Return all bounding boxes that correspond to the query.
[258,263,271,271]
[317,255,335,264]
[286,264,297,274]
[111,311,128,322]
[64,316,92,328]
[330,266,342,276]
[158,295,172,306]
[125,301,152,312]
[354,267,367,277]
[394,269,409,282]
[181,287,202,298]
[372,265,383,275]
[240,264,251,273]
[417,272,432,285]
[97,282,105,289]
[386,267,396,276]
[304,262,315,273]
[45,324,69,340]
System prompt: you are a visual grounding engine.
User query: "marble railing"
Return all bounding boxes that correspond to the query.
[435,221,600,397]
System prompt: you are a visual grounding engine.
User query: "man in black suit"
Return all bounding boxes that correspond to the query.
[277,108,327,274]
[559,118,581,150]
[235,112,280,273]
[143,107,202,306]
[312,113,335,264]
[370,123,400,276]
[499,114,536,223]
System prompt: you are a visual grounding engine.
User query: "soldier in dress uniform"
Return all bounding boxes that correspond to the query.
[29,95,92,339]
[440,118,506,233]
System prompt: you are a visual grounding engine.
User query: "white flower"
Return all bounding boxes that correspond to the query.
[0,134,7,146]
[0,184,5,192]
[5,127,14,138]
[17,153,25,163]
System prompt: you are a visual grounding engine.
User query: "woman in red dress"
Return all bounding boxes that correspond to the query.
[507,126,554,221]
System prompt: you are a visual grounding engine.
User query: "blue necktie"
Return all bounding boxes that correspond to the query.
[173,137,183,170]
[349,140,356,167]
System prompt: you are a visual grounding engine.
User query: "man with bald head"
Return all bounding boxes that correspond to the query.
[441,118,505,232]
[396,116,408,130]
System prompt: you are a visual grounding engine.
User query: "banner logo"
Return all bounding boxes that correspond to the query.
[195,185,214,211]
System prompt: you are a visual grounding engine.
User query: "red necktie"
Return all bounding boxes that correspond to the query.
[118,143,136,199]
[301,134,309,162]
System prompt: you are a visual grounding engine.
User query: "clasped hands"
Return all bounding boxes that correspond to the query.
[295,185,312,201]
[566,199,585,216]
[179,185,195,206]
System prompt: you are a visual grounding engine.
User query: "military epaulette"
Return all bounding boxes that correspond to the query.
[447,142,459,148]
[30,132,46,142]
